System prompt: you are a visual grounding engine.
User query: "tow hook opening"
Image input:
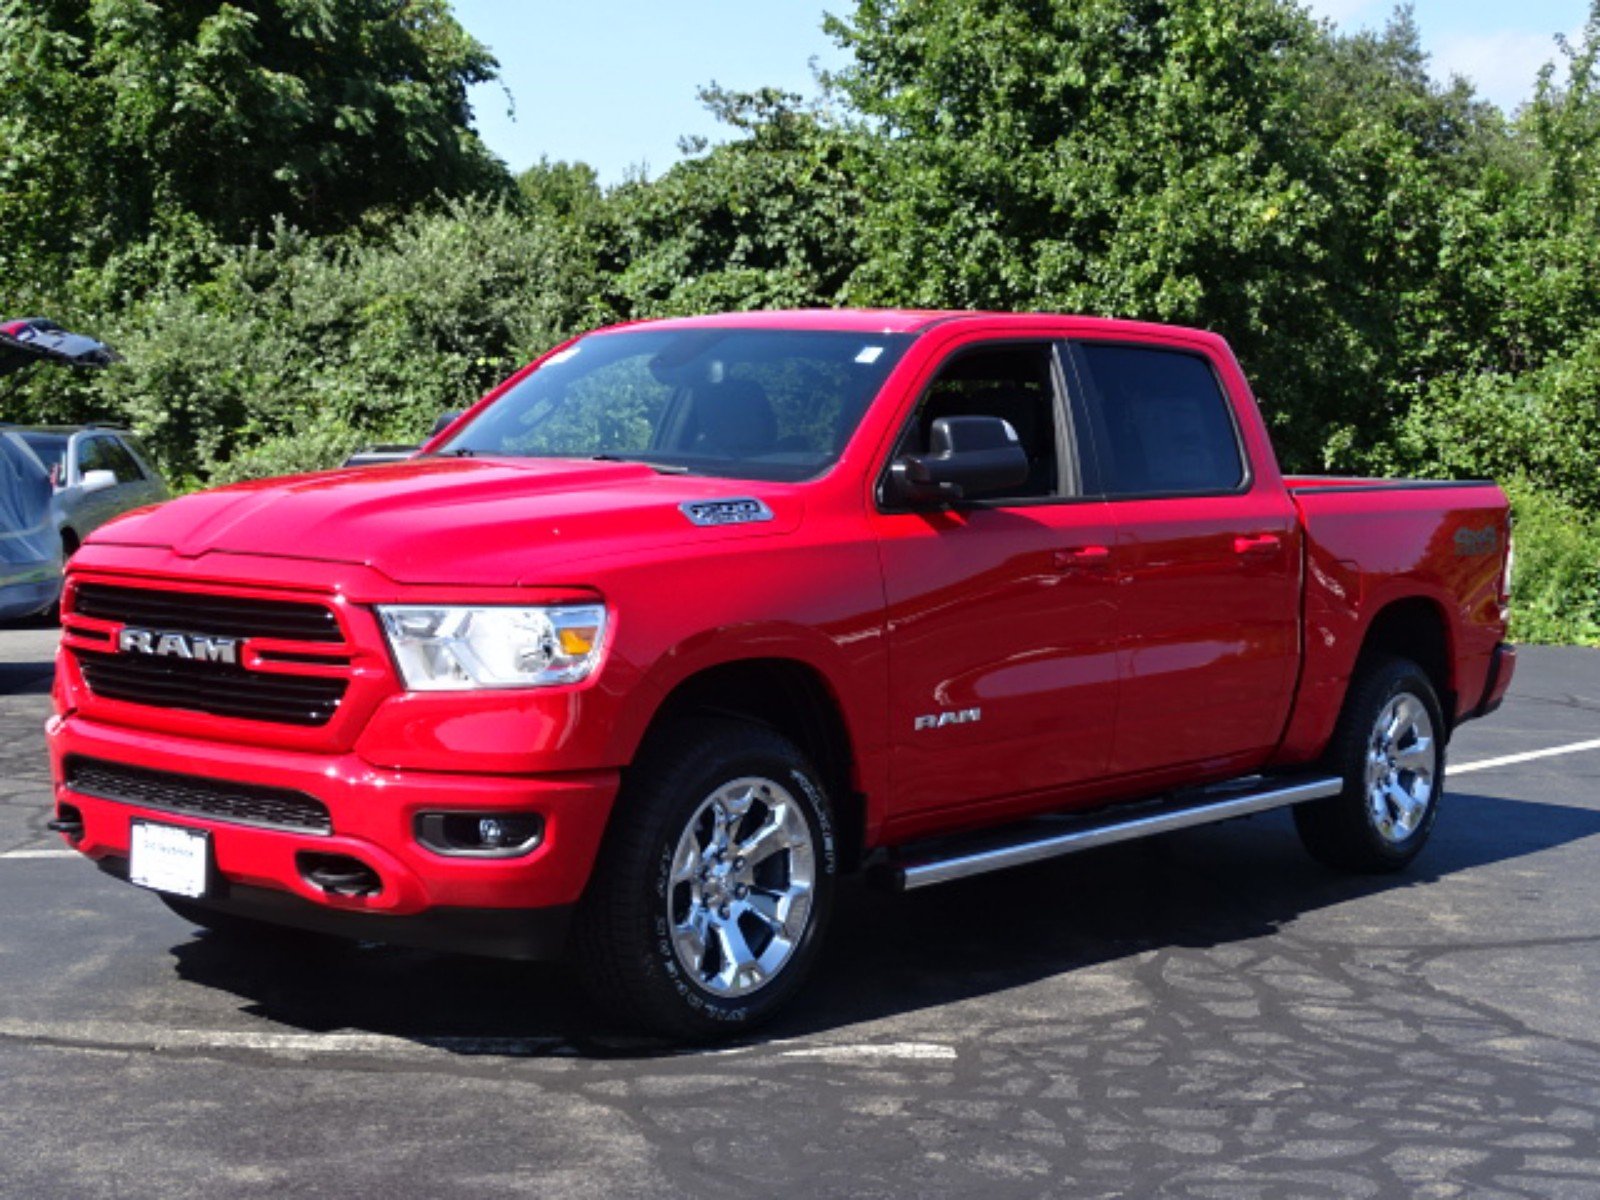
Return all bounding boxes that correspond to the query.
[415,812,543,858]
[297,852,382,898]
[47,804,85,844]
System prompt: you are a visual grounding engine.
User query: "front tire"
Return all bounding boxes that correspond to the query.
[574,719,838,1039]
[1295,655,1446,872]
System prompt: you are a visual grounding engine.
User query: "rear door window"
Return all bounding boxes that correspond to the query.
[18,433,68,483]
[101,438,146,483]
[75,436,110,479]
[1072,344,1245,497]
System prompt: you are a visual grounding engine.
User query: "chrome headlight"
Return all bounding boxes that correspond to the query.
[377,604,607,691]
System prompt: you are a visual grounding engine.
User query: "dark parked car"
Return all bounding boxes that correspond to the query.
[0,431,60,620]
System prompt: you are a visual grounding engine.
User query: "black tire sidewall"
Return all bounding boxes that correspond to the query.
[1336,660,1447,866]
[612,726,839,1035]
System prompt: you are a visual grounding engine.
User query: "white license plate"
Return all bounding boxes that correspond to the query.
[129,820,210,899]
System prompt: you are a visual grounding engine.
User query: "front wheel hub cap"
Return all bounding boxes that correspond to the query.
[666,776,816,998]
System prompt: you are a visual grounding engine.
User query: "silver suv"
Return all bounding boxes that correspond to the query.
[12,426,170,560]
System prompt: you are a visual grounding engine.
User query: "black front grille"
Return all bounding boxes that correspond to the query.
[73,582,341,643]
[65,756,332,835]
[70,582,349,726]
[76,652,346,726]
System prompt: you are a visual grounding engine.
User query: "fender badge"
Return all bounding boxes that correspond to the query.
[914,707,982,732]
[680,498,775,527]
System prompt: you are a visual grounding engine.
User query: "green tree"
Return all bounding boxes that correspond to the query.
[518,158,604,226]
[598,87,870,319]
[0,0,508,280]
[1,199,598,483]
[1386,3,1600,510]
[823,0,1496,469]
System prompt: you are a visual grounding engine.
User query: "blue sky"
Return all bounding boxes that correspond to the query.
[452,1,1591,185]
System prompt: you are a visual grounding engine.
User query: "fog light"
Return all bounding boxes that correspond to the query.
[415,812,543,858]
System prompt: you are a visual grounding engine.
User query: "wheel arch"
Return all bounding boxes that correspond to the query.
[626,656,870,872]
[1354,594,1457,727]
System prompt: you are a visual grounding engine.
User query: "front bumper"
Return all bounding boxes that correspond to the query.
[49,713,619,957]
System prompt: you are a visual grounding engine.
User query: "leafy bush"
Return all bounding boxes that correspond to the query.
[1505,481,1600,646]
[1387,327,1600,512]
[205,413,367,486]
[0,199,598,483]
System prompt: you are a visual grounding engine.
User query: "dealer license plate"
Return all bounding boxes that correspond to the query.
[128,820,210,899]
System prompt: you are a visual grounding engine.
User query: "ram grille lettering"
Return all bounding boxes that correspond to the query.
[117,627,240,666]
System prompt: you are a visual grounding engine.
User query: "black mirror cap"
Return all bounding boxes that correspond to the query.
[430,410,464,438]
[889,415,1030,506]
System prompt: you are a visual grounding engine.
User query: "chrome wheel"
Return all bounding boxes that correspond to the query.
[1364,691,1436,844]
[667,776,817,999]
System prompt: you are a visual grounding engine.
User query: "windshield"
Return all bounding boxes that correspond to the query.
[439,328,915,482]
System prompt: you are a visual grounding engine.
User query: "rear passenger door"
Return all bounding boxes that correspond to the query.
[117,433,171,505]
[1066,339,1300,778]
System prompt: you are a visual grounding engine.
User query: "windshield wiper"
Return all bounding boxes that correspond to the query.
[430,447,479,458]
[591,454,692,475]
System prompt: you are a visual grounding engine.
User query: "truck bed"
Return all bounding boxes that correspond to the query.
[1273,476,1511,763]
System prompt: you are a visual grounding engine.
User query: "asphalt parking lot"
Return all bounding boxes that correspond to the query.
[2,625,1599,1199]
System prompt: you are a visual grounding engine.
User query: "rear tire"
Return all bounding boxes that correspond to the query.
[1295,655,1446,872]
[573,718,838,1040]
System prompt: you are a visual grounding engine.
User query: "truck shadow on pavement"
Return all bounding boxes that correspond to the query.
[0,613,58,696]
[0,661,54,696]
[166,788,1600,1056]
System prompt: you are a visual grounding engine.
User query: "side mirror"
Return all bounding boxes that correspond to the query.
[79,469,117,494]
[889,416,1030,506]
[431,411,463,438]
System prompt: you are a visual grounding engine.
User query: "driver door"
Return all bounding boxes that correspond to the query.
[871,340,1119,832]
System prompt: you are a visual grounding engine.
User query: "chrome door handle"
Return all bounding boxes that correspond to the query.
[1053,545,1111,570]
[1233,533,1282,557]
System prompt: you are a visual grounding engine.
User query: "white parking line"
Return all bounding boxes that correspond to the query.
[0,848,77,860]
[0,1017,568,1058]
[1452,737,1600,776]
[0,1017,955,1065]
[780,1041,958,1063]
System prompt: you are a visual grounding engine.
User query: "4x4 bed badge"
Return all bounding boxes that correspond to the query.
[680,498,775,527]
[117,628,240,665]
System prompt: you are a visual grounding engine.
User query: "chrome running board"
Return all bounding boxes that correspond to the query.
[892,775,1342,891]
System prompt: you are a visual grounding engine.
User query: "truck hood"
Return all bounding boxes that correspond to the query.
[89,457,803,586]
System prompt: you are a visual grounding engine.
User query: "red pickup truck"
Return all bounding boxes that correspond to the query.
[47,310,1515,1037]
